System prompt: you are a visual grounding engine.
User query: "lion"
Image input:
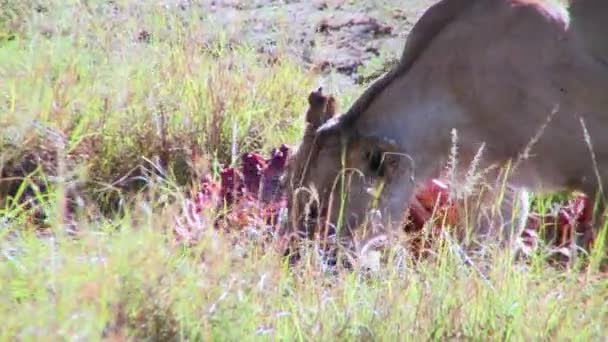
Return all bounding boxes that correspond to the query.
[282,0,608,257]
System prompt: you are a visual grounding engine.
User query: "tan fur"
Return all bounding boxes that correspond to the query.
[286,0,608,250]
[570,0,608,64]
[283,88,337,239]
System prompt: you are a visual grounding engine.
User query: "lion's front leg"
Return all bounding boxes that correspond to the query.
[473,184,532,249]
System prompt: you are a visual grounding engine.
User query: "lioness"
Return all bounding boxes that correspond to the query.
[283,0,608,253]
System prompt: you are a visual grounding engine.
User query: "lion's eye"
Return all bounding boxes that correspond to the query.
[365,149,384,177]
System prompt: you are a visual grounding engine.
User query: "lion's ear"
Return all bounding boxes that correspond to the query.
[305,87,340,128]
[306,87,329,127]
[324,96,338,122]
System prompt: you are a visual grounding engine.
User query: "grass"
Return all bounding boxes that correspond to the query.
[1,208,606,340]
[0,0,607,340]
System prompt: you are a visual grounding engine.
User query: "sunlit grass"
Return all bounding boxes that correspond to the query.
[0,0,314,198]
[1,195,606,340]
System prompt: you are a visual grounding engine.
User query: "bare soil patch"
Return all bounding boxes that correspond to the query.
[200,0,437,87]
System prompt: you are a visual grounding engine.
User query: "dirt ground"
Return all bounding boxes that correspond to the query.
[198,0,438,89]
